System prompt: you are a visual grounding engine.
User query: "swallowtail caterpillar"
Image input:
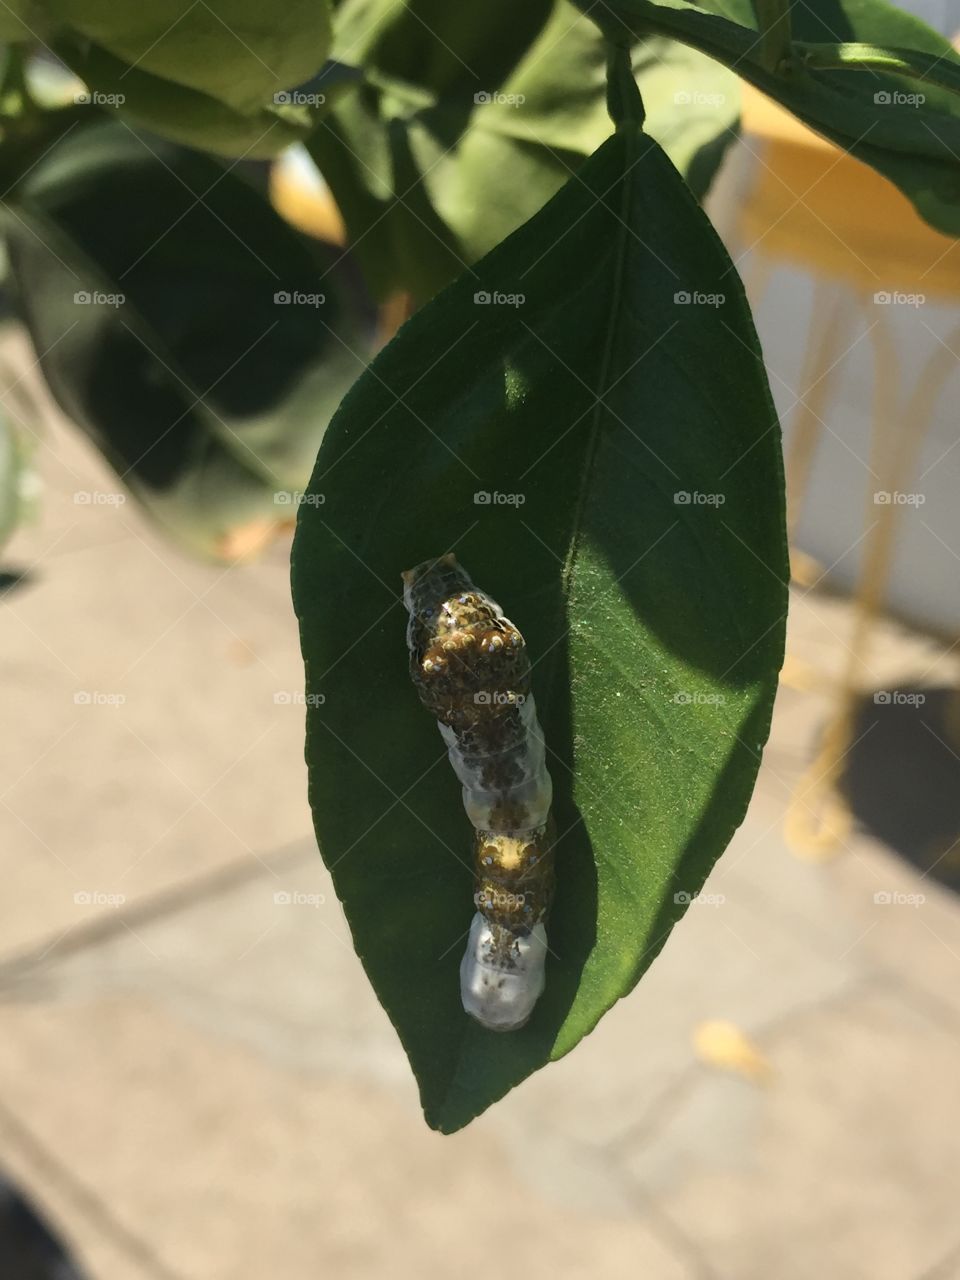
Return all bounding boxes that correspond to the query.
[402,554,555,1032]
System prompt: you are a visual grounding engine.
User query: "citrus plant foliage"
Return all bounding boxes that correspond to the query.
[0,0,957,1124]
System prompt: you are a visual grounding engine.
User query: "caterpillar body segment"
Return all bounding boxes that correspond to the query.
[402,554,555,1031]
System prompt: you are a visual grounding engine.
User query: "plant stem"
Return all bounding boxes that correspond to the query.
[605,41,645,128]
[796,41,960,98]
[752,0,792,73]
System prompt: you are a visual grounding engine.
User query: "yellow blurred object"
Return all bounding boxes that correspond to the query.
[216,516,295,562]
[779,652,827,694]
[735,84,960,862]
[693,1020,773,1083]
[739,84,960,295]
[270,153,347,247]
[270,149,411,353]
[376,292,414,350]
[784,758,856,861]
[787,547,823,589]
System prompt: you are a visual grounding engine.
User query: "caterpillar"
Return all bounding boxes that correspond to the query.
[402,553,554,1032]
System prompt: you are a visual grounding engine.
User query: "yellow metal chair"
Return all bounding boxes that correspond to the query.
[736,84,960,858]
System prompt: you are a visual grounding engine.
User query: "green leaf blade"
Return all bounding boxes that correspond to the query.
[292,127,787,1131]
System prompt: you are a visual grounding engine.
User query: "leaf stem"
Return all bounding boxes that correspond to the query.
[752,0,792,73]
[795,41,960,98]
[605,41,645,129]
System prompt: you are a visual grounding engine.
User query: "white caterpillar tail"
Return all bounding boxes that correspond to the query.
[402,554,554,1032]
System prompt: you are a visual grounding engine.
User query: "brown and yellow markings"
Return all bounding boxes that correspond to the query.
[403,554,555,1029]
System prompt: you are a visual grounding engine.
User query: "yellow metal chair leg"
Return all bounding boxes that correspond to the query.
[785,311,960,859]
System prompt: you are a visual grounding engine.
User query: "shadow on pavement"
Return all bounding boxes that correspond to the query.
[0,1172,87,1279]
[840,686,960,893]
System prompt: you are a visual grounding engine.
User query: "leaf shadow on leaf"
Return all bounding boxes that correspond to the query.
[414,100,474,151]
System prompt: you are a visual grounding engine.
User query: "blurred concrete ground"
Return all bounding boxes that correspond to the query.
[2,347,960,1280]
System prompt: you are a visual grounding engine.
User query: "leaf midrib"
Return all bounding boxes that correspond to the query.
[436,125,638,1126]
[559,125,637,608]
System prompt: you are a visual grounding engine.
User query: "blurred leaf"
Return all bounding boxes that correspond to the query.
[590,0,960,236]
[4,123,372,560]
[0,412,29,549]
[45,0,332,116]
[53,39,321,158]
[2,0,334,156]
[310,1,740,300]
[292,123,787,1130]
[0,2,40,42]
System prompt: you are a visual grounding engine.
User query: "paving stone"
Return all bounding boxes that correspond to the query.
[2,436,312,961]
[6,849,411,1090]
[491,806,863,1156]
[0,997,696,1280]
[622,988,960,1280]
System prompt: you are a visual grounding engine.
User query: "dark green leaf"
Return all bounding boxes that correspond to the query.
[5,123,372,559]
[292,122,788,1130]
